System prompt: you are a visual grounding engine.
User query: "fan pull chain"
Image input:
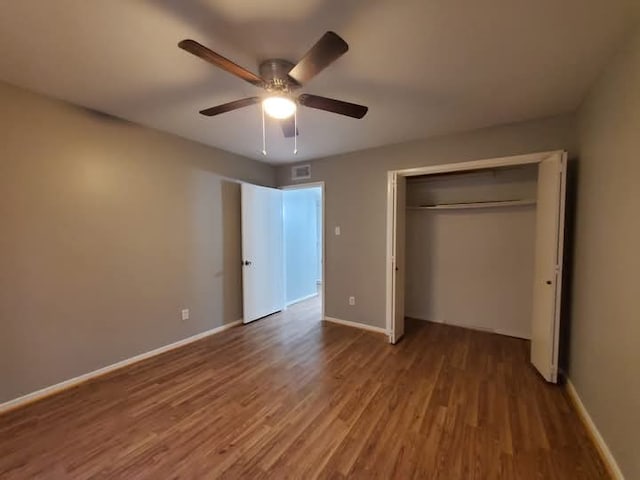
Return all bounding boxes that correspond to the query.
[294,110,298,155]
[261,103,267,156]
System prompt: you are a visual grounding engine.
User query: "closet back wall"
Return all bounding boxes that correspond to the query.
[406,206,535,338]
[405,167,537,338]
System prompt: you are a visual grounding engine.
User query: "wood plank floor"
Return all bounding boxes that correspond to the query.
[0,297,608,479]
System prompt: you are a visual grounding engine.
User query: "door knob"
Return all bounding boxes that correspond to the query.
[242,260,252,266]
[546,280,552,285]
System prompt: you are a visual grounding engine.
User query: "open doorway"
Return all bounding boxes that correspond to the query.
[283,183,324,321]
[240,182,324,325]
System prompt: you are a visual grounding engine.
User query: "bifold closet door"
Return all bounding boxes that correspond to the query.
[389,173,406,344]
[241,183,284,324]
[531,153,567,383]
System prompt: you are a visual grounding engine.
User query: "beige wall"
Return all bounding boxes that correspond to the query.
[570,28,640,478]
[0,82,275,403]
[277,115,576,329]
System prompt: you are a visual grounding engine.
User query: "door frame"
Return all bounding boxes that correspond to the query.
[385,150,565,344]
[281,181,326,321]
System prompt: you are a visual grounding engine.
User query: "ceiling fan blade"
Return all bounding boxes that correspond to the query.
[298,94,368,119]
[199,97,260,116]
[179,39,263,87]
[288,31,348,85]
[281,117,299,138]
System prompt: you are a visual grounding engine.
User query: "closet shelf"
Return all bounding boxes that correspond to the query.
[407,199,536,210]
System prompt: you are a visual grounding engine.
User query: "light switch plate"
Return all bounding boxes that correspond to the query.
[181,309,189,321]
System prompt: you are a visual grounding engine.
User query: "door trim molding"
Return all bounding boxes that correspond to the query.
[0,320,243,415]
[385,150,565,342]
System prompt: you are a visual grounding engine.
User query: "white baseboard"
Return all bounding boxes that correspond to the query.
[285,292,319,307]
[565,379,624,480]
[324,316,387,334]
[493,328,530,340]
[0,319,243,415]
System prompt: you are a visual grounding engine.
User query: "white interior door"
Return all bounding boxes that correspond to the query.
[241,183,284,324]
[390,173,407,343]
[531,153,567,382]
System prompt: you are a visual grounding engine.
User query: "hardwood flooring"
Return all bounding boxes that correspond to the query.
[0,297,608,479]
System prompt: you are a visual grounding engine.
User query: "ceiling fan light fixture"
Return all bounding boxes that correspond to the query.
[262,95,296,119]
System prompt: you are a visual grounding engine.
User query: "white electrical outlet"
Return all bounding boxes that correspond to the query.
[181,309,189,321]
[335,226,341,236]
[349,296,356,306]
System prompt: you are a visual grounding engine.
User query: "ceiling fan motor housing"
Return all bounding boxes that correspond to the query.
[259,59,300,93]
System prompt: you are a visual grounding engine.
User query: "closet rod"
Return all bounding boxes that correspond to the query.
[407,199,536,210]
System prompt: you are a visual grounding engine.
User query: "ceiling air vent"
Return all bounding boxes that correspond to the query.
[291,164,311,181]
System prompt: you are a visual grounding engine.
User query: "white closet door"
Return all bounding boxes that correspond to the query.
[389,173,406,343]
[241,183,284,324]
[531,153,567,382]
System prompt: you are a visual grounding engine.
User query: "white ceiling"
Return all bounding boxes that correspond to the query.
[0,1,637,164]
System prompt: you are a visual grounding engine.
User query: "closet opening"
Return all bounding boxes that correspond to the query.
[406,164,537,339]
[386,151,567,382]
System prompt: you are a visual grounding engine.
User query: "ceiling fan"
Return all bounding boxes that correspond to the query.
[178,31,368,138]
